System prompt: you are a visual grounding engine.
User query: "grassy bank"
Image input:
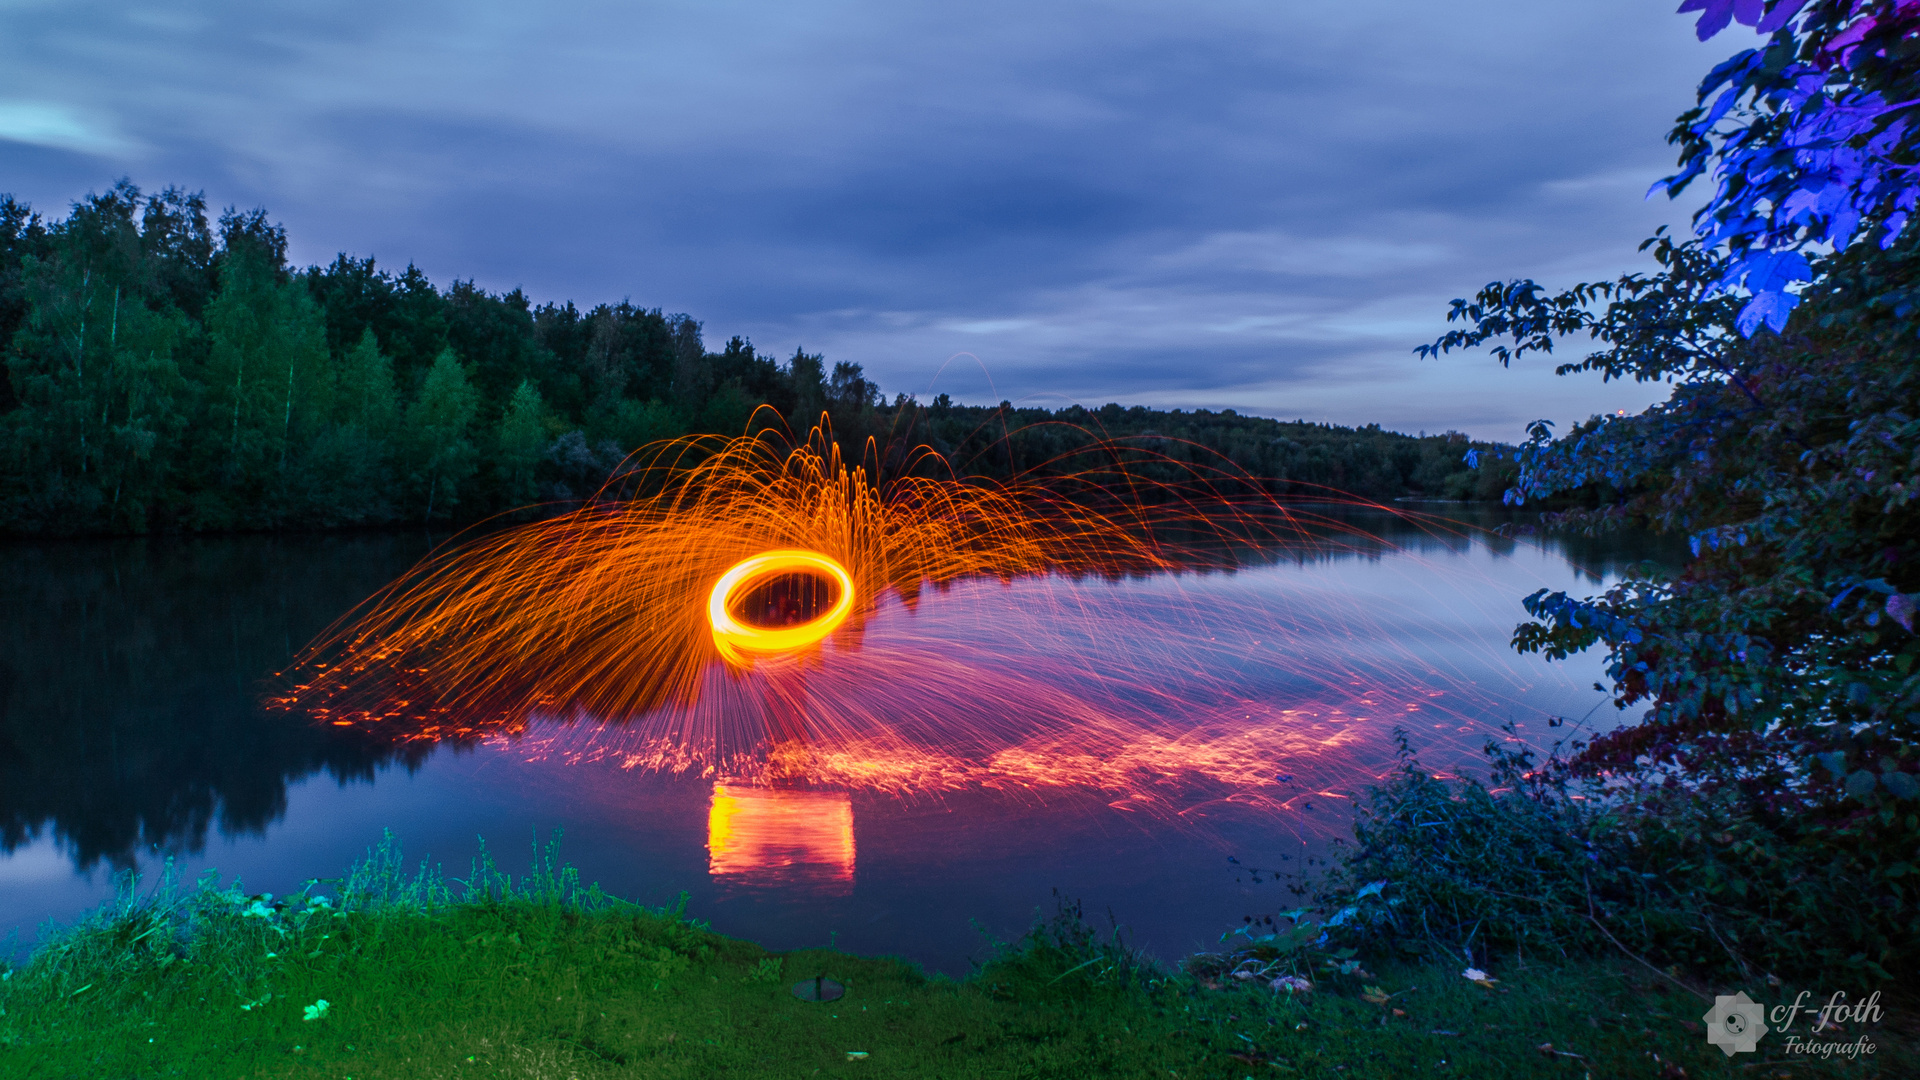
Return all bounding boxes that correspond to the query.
[0,835,1900,1079]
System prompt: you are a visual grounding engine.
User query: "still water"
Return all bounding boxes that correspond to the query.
[0,510,1672,974]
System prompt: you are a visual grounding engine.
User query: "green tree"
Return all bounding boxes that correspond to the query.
[7,187,143,520]
[138,187,216,322]
[0,195,47,419]
[785,348,827,434]
[495,378,548,508]
[287,326,403,527]
[87,301,187,532]
[405,347,479,522]
[604,398,682,452]
[198,233,329,521]
[3,183,193,532]
[445,279,541,404]
[694,380,757,436]
[334,328,399,437]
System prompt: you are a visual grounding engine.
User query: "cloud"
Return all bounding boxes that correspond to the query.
[0,0,1722,437]
[0,100,135,156]
[1146,232,1453,280]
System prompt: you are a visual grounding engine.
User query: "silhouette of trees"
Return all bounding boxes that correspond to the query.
[0,181,1513,535]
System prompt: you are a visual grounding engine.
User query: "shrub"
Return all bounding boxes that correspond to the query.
[1319,729,1917,985]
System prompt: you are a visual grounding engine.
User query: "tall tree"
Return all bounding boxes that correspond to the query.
[786,348,827,433]
[334,328,400,437]
[138,187,216,322]
[530,300,591,420]
[198,231,330,520]
[288,326,404,526]
[305,254,396,359]
[667,313,709,412]
[387,265,450,388]
[495,378,548,509]
[0,196,49,417]
[445,279,541,405]
[4,183,160,529]
[405,347,480,522]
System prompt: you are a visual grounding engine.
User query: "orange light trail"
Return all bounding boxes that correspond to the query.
[273,416,1585,828]
[707,549,855,660]
[278,418,1253,731]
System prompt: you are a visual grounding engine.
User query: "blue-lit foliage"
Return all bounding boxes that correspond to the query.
[1666,0,1920,334]
[1413,0,1918,980]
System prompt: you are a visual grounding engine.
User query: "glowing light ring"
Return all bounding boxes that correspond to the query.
[708,549,856,658]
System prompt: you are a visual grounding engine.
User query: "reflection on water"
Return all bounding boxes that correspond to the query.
[0,508,1679,972]
[0,535,438,869]
[708,784,855,894]
[282,503,1684,803]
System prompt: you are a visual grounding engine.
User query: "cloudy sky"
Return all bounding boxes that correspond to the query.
[0,0,1727,439]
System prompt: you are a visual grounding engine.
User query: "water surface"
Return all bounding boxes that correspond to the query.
[0,511,1669,973]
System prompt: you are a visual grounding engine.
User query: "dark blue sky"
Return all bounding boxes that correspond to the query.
[0,1,1722,438]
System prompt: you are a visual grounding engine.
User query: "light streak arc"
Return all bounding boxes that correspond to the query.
[267,418,1567,820]
[707,549,855,659]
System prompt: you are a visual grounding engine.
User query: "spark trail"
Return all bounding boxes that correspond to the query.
[277,418,1549,819]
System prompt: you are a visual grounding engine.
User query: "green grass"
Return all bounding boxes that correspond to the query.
[0,834,1904,1078]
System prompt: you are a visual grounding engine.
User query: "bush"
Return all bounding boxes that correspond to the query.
[1319,730,1917,985]
[973,890,1161,1004]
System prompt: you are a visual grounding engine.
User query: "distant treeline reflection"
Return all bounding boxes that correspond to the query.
[1,183,1518,537]
[0,535,446,868]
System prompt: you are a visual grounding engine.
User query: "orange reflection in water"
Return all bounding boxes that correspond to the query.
[707,783,855,894]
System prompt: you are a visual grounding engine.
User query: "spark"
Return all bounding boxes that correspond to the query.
[272,416,1568,824]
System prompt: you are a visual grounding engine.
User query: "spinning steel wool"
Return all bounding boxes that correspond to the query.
[278,419,1548,815]
[706,549,856,662]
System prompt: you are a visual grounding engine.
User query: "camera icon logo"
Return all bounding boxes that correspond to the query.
[1704,991,1768,1056]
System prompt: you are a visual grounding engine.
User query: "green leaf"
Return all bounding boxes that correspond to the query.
[1845,769,1879,801]
[1881,771,1920,801]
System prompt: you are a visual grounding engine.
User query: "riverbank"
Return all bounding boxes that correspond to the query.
[0,843,1897,1079]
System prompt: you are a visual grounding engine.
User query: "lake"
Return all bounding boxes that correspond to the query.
[0,508,1672,974]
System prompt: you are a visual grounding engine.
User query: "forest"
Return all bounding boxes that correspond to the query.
[0,182,1513,537]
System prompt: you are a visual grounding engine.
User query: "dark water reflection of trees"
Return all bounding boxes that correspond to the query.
[1357,503,1687,585]
[1177,502,1685,586]
[0,534,444,869]
[0,512,1678,871]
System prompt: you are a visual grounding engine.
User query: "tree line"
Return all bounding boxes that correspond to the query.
[0,181,1513,537]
